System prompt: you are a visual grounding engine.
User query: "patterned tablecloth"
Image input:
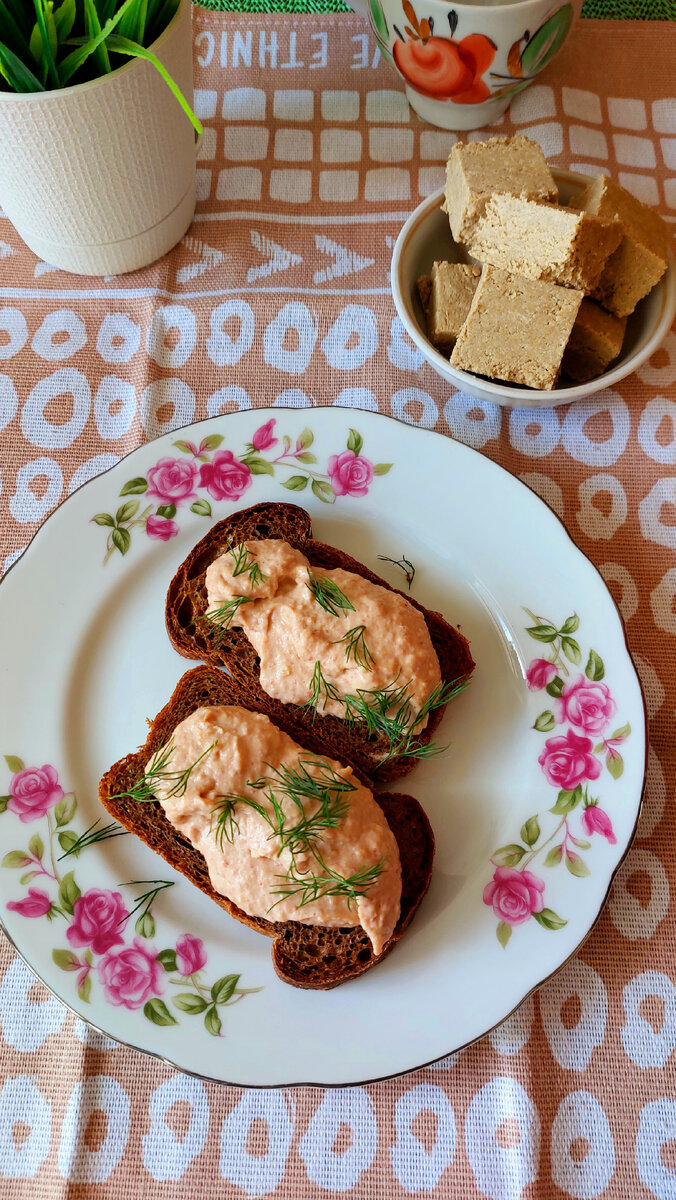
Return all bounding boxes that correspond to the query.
[0,11,675,1199]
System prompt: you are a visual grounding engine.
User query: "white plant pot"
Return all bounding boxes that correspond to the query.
[0,0,197,275]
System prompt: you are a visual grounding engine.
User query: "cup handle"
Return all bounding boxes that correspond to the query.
[345,0,370,19]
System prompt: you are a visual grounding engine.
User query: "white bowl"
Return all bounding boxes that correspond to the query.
[391,168,676,409]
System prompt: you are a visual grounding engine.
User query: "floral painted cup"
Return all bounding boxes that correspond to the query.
[348,0,581,130]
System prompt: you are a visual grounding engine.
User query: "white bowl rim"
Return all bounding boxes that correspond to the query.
[391,170,676,407]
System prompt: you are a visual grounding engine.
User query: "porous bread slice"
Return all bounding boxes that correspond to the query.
[165,502,474,784]
[99,666,434,990]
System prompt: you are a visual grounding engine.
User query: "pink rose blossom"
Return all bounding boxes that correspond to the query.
[526,659,558,691]
[146,457,198,506]
[66,889,128,956]
[538,729,602,790]
[327,450,374,498]
[581,805,617,845]
[146,514,179,541]
[252,419,277,452]
[556,675,617,736]
[7,888,52,918]
[199,450,252,502]
[175,933,207,976]
[97,938,164,1010]
[483,867,545,925]
[8,765,63,823]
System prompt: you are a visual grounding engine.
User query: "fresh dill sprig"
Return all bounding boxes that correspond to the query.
[252,757,356,804]
[377,554,416,590]
[110,741,217,804]
[306,570,355,617]
[304,660,342,720]
[344,677,470,763]
[333,624,374,671]
[210,791,270,849]
[270,854,385,912]
[57,819,128,861]
[227,542,266,588]
[118,879,174,929]
[200,595,254,646]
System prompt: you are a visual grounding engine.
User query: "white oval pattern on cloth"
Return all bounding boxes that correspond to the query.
[0,1075,51,1179]
[637,396,676,464]
[0,307,28,360]
[142,1075,210,1182]
[146,305,197,369]
[636,1098,676,1200]
[445,393,502,449]
[96,313,141,364]
[550,1090,615,1198]
[140,379,196,440]
[539,958,608,1072]
[207,300,255,366]
[21,368,91,450]
[31,310,87,362]
[9,456,63,523]
[58,1076,130,1183]
[219,1090,293,1196]
[94,377,138,440]
[608,847,669,940]
[390,1083,456,1191]
[576,474,627,540]
[621,970,676,1069]
[299,1087,377,1189]
[0,957,67,1051]
[465,1077,540,1200]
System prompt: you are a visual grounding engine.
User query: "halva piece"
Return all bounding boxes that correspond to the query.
[450,265,583,390]
[581,175,669,317]
[469,194,622,292]
[423,261,481,354]
[562,298,627,382]
[443,135,557,243]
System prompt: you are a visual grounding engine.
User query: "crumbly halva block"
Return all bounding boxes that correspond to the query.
[450,265,583,390]
[417,274,433,314]
[443,135,558,243]
[562,298,627,382]
[424,261,481,355]
[469,194,622,293]
[582,175,669,317]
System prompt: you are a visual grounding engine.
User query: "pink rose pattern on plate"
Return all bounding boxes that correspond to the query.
[92,423,393,563]
[484,610,630,948]
[1,755,261,1033]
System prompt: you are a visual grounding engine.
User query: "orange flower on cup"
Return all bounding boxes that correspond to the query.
[392,1,496,104]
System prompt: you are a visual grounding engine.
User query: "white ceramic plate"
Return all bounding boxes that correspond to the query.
[0,408,645,1086]
[391,169,676,408]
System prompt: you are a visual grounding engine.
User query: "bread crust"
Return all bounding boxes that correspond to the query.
[165,502,474,784]
[99,666,435,990]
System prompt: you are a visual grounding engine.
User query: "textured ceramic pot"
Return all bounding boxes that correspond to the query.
[348,0,582,130]
[0,0,197,275]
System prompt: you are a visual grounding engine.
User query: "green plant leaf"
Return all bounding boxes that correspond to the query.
[143,997,177,1026]
[246,456,274,476]
[211,974,239,1005]
[92,513,115,527]
[346,428,363,455]
[119,477,148,496]
[297,427,314,450]
[146,0,178,42]
[204,1005,222,1036]
[294,452,317,465]
[190,498,212,517]
[200,434,223,451]
[31,0,59,87]
[58,870,81,915]
[281,475,308,492]
[53,0,76,42]
[2,851,32,868]
[532,907,567,931]
[78,972,92,1003]
[28,833,44,859]
[560,614,580,634]
[544,843,564,867]
[118,0,148,40]
[58,830,78,856]
[565,850,590,878]
[520,3,573,76]
[606,750,624,780]
[534,710,555,732]
[172,440,193,454]
[156,948,177,973]
[82,0,111,76]
[156,503,176,520]
[546,676,565,698]
[111,527,131,555]
[0,1,31,57]
[58,0,135,84]
[373,463,393,475]
[550,785,583,815]
[585,649,605,682]
[520,816,540,847]
[496,920,512,948]
[173,992,208,1014]
[608,723,631,742]
[135,911,155,938]
[54,794,77,827]
[311,479,334,504]
[0,796,9,813]
[0,37,45,91]
[52,948,80,971]
[492,844,525,868]
[526,624,558,643]
[102,34,202,134]
[368,0,389,43]
[561,636,581,666]
[4,755,25,773]
[3,0,32,38]
[116,500,139,524]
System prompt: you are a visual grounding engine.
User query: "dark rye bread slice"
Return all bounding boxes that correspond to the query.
[99,666,434,990]
[165,502,474,785]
